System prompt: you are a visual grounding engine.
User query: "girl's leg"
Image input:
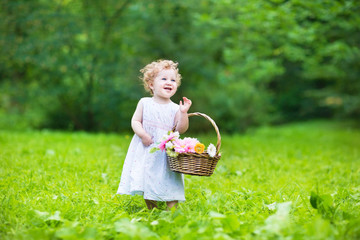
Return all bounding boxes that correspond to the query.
[145,199,158,210]
[166,200,178,210]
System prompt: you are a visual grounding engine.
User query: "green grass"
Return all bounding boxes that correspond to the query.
[1,121,360,239]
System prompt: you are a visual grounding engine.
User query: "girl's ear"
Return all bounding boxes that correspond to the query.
[149,82,154,90]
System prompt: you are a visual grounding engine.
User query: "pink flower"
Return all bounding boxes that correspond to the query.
[158,140,167,151]
[158,131,179,151]
[173,137,199,153]
[173,139,186,153]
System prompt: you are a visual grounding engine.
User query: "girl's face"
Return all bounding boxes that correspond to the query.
[150,69,178,101]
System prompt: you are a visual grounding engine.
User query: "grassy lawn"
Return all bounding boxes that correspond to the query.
[1,121,359,239]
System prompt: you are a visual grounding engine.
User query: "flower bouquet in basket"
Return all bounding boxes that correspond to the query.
[150,112,221,176]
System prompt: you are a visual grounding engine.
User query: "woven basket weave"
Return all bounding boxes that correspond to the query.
[167,112,221,176]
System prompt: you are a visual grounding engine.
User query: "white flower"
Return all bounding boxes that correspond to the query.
[173,131,180,138]
[165,141,173,149]
[265,202,277,211]
[46,149,55,156]
[207,143,216,157]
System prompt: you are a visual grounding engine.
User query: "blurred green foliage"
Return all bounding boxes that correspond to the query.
[1,0,359,133]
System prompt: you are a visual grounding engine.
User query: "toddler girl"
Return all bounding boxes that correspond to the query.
[117,59,192,209]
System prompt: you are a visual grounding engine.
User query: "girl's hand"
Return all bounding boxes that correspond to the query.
[141,134,154,146]
[179,97,192,113]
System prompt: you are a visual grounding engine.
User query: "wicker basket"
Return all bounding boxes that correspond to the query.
[167,112,221,176]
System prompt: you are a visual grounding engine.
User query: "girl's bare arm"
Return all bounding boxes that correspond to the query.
[131,99,153,146]
[175,97,192,134]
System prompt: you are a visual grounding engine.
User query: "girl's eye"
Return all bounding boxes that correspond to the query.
[161,78,166,80]
[171,79,176,82]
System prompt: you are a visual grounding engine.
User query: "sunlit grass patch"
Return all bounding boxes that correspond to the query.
[1,121,360,239]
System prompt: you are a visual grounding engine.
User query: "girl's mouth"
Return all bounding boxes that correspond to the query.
[164,87,172,91]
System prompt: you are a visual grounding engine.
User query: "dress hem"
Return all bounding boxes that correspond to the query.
[116,191,185,202]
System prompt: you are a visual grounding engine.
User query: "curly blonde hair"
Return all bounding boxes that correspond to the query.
[140,59,182,95]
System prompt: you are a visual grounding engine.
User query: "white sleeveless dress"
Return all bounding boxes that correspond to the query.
[117,97,185,201]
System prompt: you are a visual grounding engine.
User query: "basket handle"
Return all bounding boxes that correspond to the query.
[174,112,221,155]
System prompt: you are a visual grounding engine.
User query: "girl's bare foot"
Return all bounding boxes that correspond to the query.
[145,199,158,210]
[166,200,178,210]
